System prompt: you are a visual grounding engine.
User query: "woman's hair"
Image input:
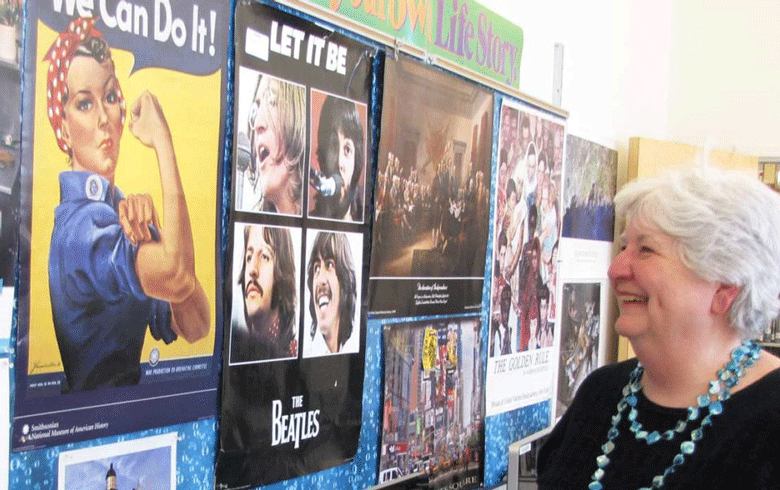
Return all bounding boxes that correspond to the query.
[615,165,780,338]
[249,75,306,208]
[44,17,126,156]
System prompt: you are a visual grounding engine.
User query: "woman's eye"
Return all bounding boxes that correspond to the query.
[106,90,118,104]
[640,246,654,254]
[76,98,92,111]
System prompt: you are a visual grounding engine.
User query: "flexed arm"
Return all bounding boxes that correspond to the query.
[128,90,209,343]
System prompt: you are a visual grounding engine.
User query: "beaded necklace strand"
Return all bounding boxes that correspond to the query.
[587,340,762,490]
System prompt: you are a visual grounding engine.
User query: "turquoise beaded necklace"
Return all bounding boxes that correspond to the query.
[587,340,762,490]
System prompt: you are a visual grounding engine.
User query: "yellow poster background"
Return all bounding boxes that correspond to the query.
[28,21,220,375]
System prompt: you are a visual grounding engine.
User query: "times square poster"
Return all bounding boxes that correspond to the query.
[215,3,375,487]
[380,317,484,489]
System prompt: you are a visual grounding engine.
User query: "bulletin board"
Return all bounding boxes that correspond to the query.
[4,1,584,489]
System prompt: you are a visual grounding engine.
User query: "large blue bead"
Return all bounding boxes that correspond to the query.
[646,431,661,444]
[709,400,723,415]
[681,441,695,454]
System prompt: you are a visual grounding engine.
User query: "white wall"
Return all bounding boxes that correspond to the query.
[479,0,779,159]
[477,0,671,152]
[667,0,780,157]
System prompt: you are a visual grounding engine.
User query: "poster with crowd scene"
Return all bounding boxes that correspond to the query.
[485,99,565,418]
[562,135,617,242]
[13,0,228,451]
[380,317,484,490]
[216,3,374,487]
[369,55,493,318]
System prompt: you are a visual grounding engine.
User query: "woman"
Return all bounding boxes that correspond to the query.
[45,18,209,392]
[241,73,305,215]
[538,166,780,489]
[310,94,365,221]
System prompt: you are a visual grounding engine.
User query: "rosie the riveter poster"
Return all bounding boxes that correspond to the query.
[12,0,228,450]
[215,3,375,488]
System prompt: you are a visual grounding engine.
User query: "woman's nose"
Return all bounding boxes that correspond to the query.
[97,102,109,128]
[608,248,632,281]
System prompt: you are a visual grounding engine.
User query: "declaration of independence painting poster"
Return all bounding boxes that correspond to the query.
[370,55,493,318]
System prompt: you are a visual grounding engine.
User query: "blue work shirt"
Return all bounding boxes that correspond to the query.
[49,171,176,393]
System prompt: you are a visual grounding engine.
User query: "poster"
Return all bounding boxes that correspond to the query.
[57,432,177,490]
[0,33,20,347]
[380,317,483,490]
[485,98,565,417]
[556,281,606,419]
[0,67,21,351]
[215,3,375,487]
[12,0,228,450]
[369,55,493,318]
[561,135,617,242]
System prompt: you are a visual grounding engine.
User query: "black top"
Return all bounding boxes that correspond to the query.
[538,359,780,489]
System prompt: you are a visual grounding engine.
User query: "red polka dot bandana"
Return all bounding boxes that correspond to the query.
[44,17,126,154]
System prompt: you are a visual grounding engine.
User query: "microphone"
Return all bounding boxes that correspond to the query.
[236,132,251,172]
[310,167,341,197]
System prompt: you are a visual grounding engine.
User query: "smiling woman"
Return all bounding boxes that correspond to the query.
[44,17,209,393]
[538,165,780,490]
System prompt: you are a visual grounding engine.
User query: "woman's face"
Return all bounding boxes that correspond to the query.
[251,77,289,202]
[608,217,718,342]
[62,55,122,182]
[337,129,356,190]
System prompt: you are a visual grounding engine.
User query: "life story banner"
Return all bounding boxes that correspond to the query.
[12,0,228,450]
[485,98,565,417]
[369,54,493,318]
[307,0,524,89]
[215,3,375,487]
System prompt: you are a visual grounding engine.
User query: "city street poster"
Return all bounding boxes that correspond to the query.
[215,3,375,487]
[13,0,228,450]
[380,317,484,490]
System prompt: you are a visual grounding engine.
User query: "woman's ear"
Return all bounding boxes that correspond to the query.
[711,283,740,316]
[60,117,71,149]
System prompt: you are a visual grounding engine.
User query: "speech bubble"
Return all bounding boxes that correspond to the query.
[37,0,228,76]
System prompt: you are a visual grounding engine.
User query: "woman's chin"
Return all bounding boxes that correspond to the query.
[613,316,647,339]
